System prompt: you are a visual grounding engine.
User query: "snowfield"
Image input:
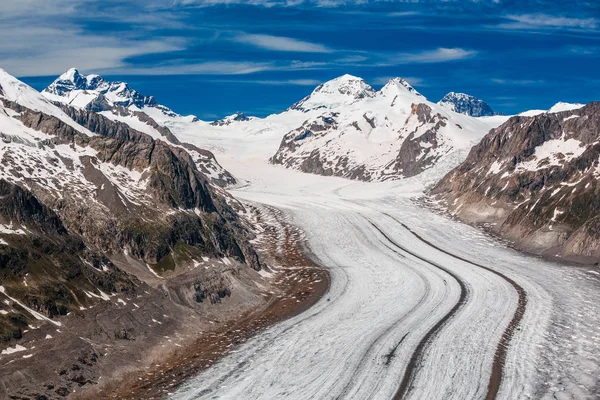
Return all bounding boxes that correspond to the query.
[170,139,600,399]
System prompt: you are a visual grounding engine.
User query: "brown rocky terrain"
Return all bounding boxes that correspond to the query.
[432,102,600,262]
[0,72,317,399]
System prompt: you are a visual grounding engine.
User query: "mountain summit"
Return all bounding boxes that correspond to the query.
[437,92,495,117]
[43,68,175,116]
[290,74,376,111]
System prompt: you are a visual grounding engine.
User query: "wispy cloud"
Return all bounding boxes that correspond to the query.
[0,25,185,77]
[104,61,276,76]
[390,48,477,64]
[232,34,331,52]
[100,59,331,76]
[387,11,420,17]
[491,78,545,86]
[498,14,598,31]
[213,78,322,86]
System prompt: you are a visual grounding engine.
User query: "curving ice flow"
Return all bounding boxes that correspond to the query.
[171,147,600,399]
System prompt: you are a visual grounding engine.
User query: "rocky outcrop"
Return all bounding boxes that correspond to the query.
[0,179,138,341]
[210,112,251,126]
[269,75,499,182]
[432,102,600,261]
[388,103,449,177]
[1,98,259,269]
[437,92,495,117]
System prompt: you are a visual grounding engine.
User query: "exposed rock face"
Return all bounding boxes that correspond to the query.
[0,179,138,342]
[42,69,237,188]
[432,102,600,260]
[9,101,258,268]
[210,112,251,126]
[389,103,449,177]
[0,71,261,342]
[437,92,495,117]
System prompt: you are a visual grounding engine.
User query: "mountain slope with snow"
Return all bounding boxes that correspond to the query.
[437,92,495,117]
[0,69,261,332]
[519,101,585,117]
[42,69,235,187]
[270,75,507,181]
[433,101,600,260]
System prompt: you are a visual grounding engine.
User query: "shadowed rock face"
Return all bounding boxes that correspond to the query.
[432,102,600,261]
[389,103,448,177]
[271,102,452,181]
[0,179,139,342]
[438,92,495,117]
[1,99,260,270]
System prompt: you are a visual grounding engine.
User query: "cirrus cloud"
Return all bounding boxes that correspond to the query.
[232,34,332,53]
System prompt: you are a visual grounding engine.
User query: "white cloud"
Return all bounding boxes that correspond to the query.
[176,0,377,7]
[104,61,276,76]
[0,25,184,77]
[0,0,89,19]
[213,78,322,85]
[491,78,545,85]
[232,34,331,53]
[499,14,597,31]
[390,48,477,64]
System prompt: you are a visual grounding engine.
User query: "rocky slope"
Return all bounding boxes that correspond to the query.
[269,75,506,181]
[0,70,267,395]
[42,69,235,187]
[432,102,600,261]
[437,92,495,117]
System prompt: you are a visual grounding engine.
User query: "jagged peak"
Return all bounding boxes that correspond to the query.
[43,69,163,111]
[210,112,253,126]
[58,67,81,81]
[438,91,495,117]
[379,77,423,98]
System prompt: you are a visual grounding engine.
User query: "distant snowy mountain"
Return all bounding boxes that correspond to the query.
[210,112,254,126]
[44,68,176,116]
[269,75,507,181]
[437,92,495,117]
[289,74,377,111]
[42,68,234,186]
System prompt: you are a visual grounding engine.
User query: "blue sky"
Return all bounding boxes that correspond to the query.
[3,0,599,119]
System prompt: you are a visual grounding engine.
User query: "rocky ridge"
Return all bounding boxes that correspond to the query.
[42,69,235,187]
[432,102,600,260]
[437,92,496,117]
[0,69,265,394]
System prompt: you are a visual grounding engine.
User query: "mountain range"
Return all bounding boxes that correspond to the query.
[0,66,596,398]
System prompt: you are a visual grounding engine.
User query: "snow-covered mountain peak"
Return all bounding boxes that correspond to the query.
[315,74,375,97]
[290,74,376,111]
[379,77,423,98]
[519,102,586,117]
[377,78,425,102]
[43,69,179,115]
[437,92,495,117]
[0,69,95,136]
[548,102,585,113]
